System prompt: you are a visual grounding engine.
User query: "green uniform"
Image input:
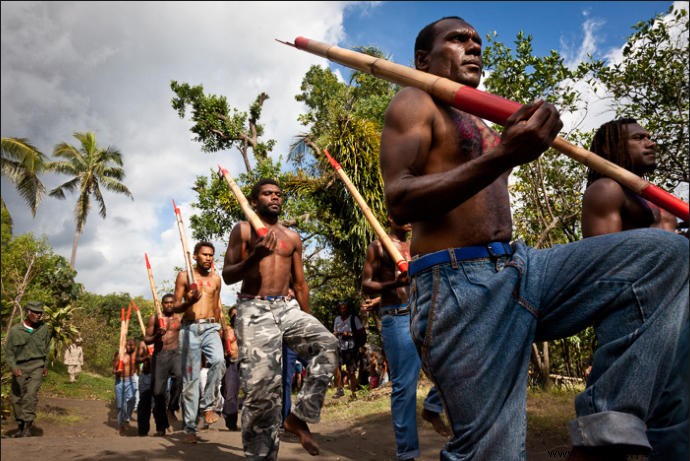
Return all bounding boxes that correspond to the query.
[4,321,53,424]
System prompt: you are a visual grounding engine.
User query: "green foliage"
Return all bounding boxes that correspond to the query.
[482,31,589,248]
[170,81,276,171]
[1,137,51,217]
[586,5,689,189]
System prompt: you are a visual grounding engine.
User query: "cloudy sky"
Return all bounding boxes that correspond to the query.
[1,1,685,305]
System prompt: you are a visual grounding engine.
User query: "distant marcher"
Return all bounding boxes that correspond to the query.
[4,301,55,437]
[143,293,182,436]
[63,337,84,383]
[113,338,137,436]
[135,340,153,436]
[332,301,365,401]
[221,305,241,431]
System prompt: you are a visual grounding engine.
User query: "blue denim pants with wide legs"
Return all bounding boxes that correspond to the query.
[180,322,226,434]
[409,229,688,461]
[381,309,444,460]
[115,377,136,427]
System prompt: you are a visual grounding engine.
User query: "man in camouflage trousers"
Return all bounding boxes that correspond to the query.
[222,178,338,460]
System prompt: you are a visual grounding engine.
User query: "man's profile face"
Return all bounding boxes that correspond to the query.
[417,18,483,88]
[624,123,656,174]
[254,184,283,217]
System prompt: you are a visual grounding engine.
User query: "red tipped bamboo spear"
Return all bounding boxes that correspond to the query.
[279,37,689,221]
[124,302,132,336]
[144,253,166,329]
[323,149,409,273]
[172,199,198,291]
[217,165,269,236]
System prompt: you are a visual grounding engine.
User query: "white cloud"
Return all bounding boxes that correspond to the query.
[1,1,351,304]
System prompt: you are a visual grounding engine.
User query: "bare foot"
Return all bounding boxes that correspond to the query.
[422,408,451,438]
[283,413,319,456]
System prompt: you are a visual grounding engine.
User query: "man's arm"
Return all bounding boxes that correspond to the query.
[581,179,626,237]
[143,314,162,344]
[172,270,200,313]
[290,233,311,314]
[4,332,21,376]
[381,88,561,224]
[361,241,406,295]
[222,222,276,285]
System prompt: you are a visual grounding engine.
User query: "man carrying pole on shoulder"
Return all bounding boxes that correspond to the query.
[222,178,338,459]
[172,240,226,444]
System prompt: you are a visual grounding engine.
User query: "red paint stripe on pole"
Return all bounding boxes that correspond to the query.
[294,36,310,50]
[323,149,342,170]
[640,184,690,221]
[453,86,522,125]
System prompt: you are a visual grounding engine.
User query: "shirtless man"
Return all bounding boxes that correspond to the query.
[582,118,679,236]
[113,338,137,436]
[172,241,226,443]
[379,16,688,460]
[222,178,337,459]
[361,216,449,460]
[144,293,182,436]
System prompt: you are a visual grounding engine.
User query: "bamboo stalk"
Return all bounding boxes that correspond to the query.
[218,165,268,236]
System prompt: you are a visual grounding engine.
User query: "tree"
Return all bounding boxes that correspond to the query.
[481,31,593,389]
[170,81,276,172]
[587,5,689,190]
[49,131,133,268]
[1,137,52,217]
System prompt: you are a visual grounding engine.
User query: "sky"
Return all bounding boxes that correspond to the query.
[1,1,687,306]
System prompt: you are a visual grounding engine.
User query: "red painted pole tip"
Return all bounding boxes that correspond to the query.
[145,253,151,268]
[294,36,309,50]
[323,149,341,170]
[121,308,125,321]
[218,164,228,175]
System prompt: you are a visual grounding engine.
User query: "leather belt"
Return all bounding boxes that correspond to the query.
[408,242,512,277]
[239,294,292,302]
[183,317,216,325]
[379,306,410,317]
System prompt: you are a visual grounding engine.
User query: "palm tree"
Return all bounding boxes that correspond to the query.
[49,131,133,268]
[1,137,51,217]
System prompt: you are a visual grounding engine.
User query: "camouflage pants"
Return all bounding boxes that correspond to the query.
[236,298,338,460]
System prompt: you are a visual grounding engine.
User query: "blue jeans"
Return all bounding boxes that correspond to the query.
[381,307,444,460]
[409,229,688,460]
[115,377,136,427]
[180,322,226,434]
[282,345,307,423]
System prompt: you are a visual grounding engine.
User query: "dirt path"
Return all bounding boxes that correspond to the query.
[1,394,570,460]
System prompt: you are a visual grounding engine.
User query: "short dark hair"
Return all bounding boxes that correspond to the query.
[415,16,470,55]
[193,241,215,255]
[587,118,638,186]
[249,178,280,201]
[161,293,174,302]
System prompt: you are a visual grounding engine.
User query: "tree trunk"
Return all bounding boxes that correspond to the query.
[70,228,81,269]
[4,253,37,339]
[530,341,552,390]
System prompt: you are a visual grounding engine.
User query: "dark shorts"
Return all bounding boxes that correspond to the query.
[338,348,358,370]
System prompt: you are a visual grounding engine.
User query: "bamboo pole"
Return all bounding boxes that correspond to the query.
[172,199,198,290]
[144,253,165,329]
[217,165,268,236]
[280,37,689,221]
[324,149,409,273]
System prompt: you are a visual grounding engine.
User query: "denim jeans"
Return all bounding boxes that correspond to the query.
[180,321,226,434]
[380,307,444,460]
[409,229,688,461]
[115,377,136,427]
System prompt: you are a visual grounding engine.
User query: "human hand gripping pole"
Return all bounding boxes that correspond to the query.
[279,37,689,222]
[324,149,409,274]
[144,253,166,329]
[172,199,198,292]
[217,165,269,237]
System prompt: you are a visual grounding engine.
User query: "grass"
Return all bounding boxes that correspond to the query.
[40,363,115,401]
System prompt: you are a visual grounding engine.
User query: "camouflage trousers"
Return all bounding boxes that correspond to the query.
[236,298,338,460]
